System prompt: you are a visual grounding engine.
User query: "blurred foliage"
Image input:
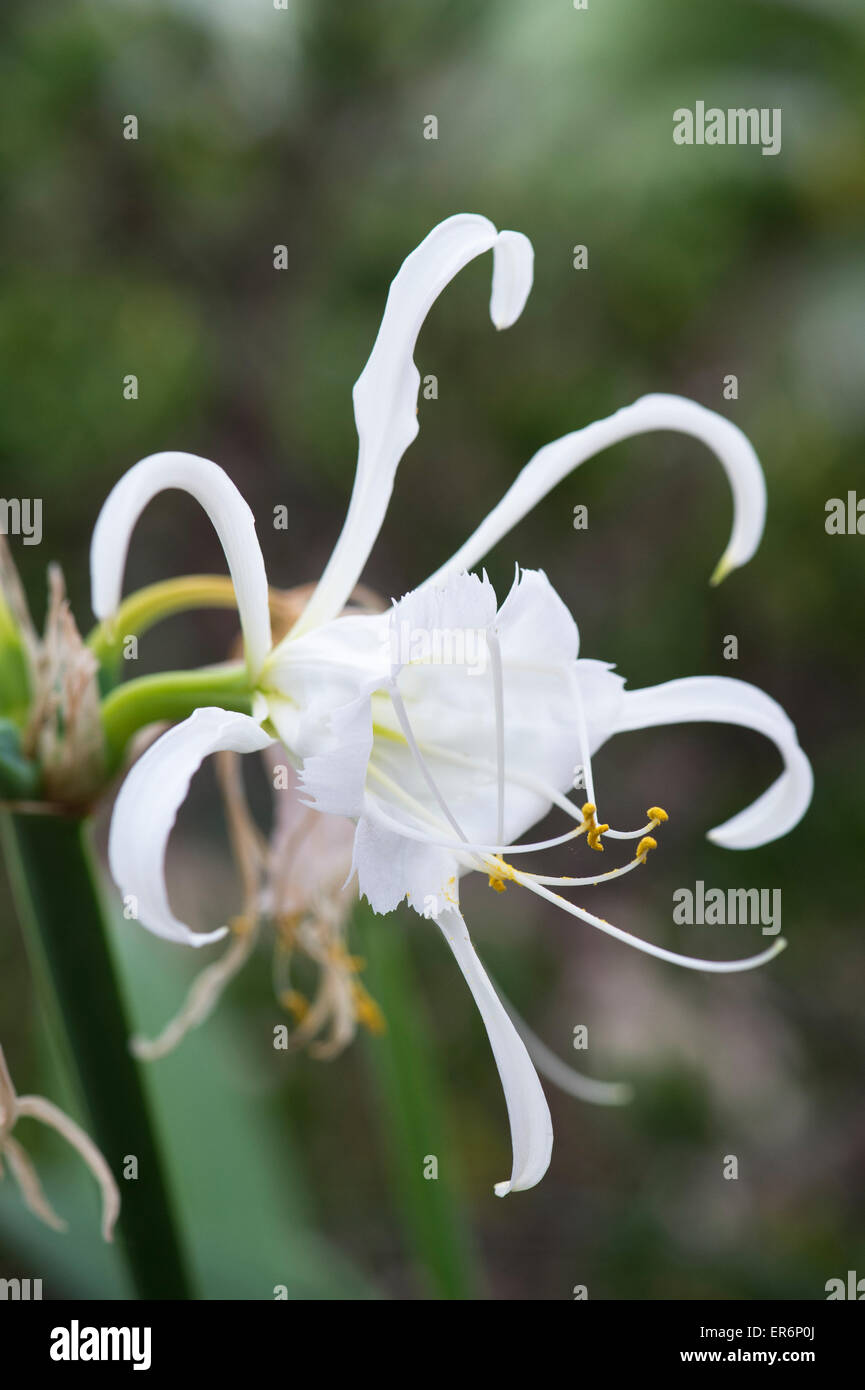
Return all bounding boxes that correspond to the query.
[1,0,864,1298]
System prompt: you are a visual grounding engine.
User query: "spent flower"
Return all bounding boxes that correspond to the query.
[0,1044,119,1241]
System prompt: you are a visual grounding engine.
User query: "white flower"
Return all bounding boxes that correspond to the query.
[91,214,812,1197]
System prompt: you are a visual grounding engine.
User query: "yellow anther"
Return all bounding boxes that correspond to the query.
[327,943,366,972]
[352,983,387,1035]
[582,802,605,848]
[279,988,309,1022]
[275,912,302,944]
[587,823,609,851]
[229,914,255,938]
[636,835,658,860]
[487,855,516,891]
[648,806,669,823]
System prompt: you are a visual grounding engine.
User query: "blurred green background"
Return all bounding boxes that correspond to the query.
[1,0,864,1299]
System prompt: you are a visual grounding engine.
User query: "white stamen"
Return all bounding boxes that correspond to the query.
[394,733,655,839]
[514,870,786,974]
[605,823,659,841]
[511,850,651,888]
[568,666,597,807]
[367,794,587,858]
[387,683,469,843]
[494,988,633,1106]
[368,747,650,861]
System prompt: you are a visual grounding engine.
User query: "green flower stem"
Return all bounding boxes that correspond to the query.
[100,663,253,774]
[355,908,481,1300]
[1,810,193,1299]
[88,576,239,676]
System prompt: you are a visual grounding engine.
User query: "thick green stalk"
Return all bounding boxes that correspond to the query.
[1,811,193,1300]
[100,663,252,773]
[87,575,239,676]
[356,908,481,1300]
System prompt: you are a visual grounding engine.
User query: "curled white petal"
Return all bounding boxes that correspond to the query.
[613,675,813,848]
[294,215,534,636]
[436,909,552,1196]
[108,707,273,946]
[489,230,534,329]
[91,452,272,678]
[423,394,766,591]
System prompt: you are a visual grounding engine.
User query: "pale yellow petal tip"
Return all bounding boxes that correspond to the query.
[494,1180,512,1198]
[709,551,735,587]
[611,1083,636,1106]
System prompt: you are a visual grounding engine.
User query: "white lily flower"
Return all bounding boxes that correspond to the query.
[91,214,812,1197]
